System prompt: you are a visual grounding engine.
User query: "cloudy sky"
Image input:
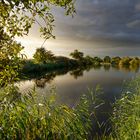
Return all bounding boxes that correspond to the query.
[17,0,140,58]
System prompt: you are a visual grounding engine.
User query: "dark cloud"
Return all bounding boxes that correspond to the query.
[53,0,140,43]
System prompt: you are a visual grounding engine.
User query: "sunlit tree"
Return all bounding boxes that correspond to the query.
[0,28,24,86]
[33,47,54,63]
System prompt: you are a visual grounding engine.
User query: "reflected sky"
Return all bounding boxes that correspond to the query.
[17,66,140,106]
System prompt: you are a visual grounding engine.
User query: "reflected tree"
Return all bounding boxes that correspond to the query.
[70,69,84,79]
[35,73,56,88]
[103,65,111,71]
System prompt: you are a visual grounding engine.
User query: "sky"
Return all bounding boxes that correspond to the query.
[16,0,140,58]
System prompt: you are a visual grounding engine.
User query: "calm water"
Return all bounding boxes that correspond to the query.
[17,65,140,135]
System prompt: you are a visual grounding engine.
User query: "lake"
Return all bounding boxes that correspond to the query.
[17,65,140,136]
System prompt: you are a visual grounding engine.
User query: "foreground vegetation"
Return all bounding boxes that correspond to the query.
[1,75,140,139]
[0,86,102,140]
[110,76,140,140]
[1,0,140,139]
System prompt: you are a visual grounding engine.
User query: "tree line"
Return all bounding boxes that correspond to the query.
[32,47,140,67]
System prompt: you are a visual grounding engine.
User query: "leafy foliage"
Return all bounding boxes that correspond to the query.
[0,29,25,86]
[0,0,76,39]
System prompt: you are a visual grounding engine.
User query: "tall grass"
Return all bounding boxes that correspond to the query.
[93,76,140,140]
[1,75,140,139]
[0,86,102,140]
[110,76,140,140]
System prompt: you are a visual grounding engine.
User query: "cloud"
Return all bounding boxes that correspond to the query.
[19,0,140,58]
[127,20,140,28]
[51,0,140,43]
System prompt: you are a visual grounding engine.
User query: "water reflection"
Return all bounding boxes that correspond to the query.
[103,64,111,71]
[35,73,56,88]
[33,65,140,88]
[70,69,84,79]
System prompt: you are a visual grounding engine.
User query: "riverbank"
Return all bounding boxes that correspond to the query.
[21,54,140,78]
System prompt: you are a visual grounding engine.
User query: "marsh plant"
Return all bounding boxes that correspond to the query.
[0,85,102,140]
[110,76,140,140]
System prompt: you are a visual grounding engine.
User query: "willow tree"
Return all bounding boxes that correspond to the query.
[0,0,76,86]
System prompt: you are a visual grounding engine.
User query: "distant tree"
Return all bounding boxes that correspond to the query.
[111,56,121,65]
[70,50,84,60]
[33,48,54,64]
[91,57,103,66]
[129,58,140,66]
[84,55,94,65]
[85,55,94,61]
[134,57,140,61]
[45,50,55,62]
[104,56,111,63]
[119,57,132,66]
[93,57,103,62]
